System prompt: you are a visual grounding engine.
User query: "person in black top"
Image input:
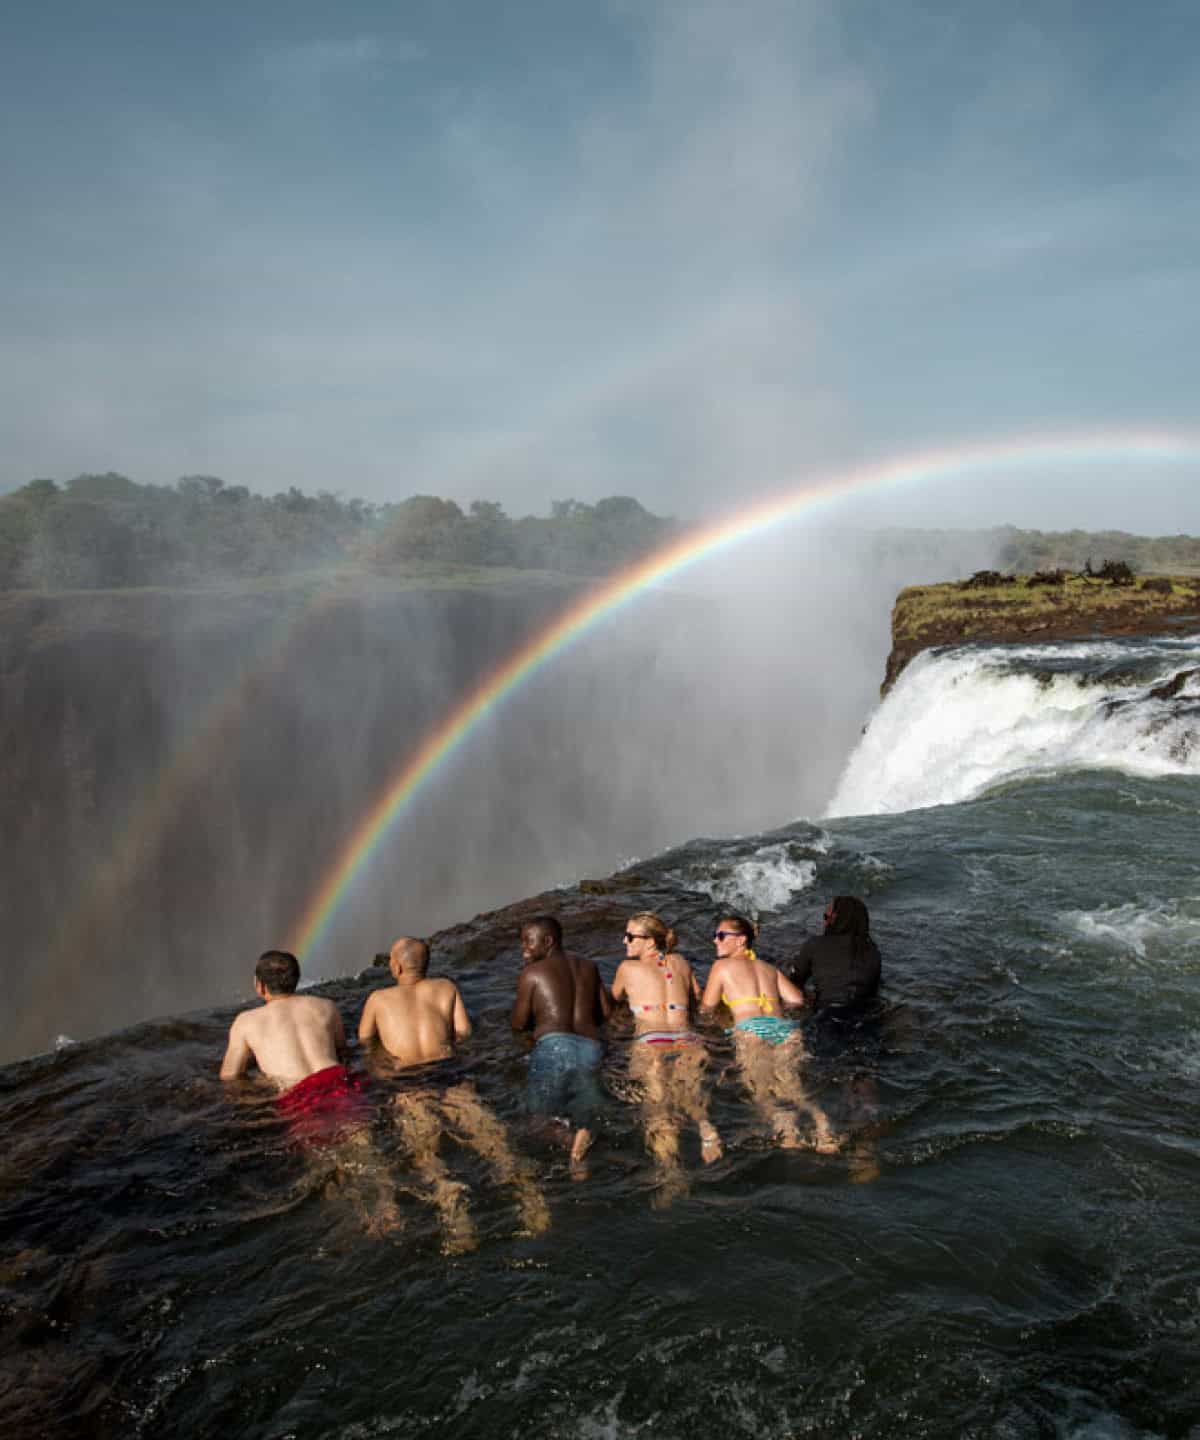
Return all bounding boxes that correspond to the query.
[784,895,881,1015]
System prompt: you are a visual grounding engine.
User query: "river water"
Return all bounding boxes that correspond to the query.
[3,635,1200,1437]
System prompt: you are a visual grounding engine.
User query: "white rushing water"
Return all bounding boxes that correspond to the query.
[827,637,1200,817]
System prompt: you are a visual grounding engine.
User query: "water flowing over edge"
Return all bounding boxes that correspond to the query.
[827,632,1200,817]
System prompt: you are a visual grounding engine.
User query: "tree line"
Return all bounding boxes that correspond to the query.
[0,473,678,590]
[3,473,1198,592]
[991,526,1200,576]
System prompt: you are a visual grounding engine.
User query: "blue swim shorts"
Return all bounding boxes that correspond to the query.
[527,1032,604,1126]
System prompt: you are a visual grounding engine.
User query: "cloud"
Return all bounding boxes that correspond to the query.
[6,2,1200,530]
[259,33,423,93]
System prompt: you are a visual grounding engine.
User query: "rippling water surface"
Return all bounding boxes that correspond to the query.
[4,640,1200,1438]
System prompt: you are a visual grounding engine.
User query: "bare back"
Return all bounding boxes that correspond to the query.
[613,952,698,1034]
[359,977,468,1068]
[512,951,607,1042]
[702,953,803,1020]
[222,994,345,1088]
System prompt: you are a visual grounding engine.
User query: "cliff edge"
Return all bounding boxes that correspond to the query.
[884,571,1200,693]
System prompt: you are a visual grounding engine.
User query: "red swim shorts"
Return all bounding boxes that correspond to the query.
[276,1064,368,1146]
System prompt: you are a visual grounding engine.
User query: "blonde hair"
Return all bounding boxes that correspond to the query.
[629,911,677,954]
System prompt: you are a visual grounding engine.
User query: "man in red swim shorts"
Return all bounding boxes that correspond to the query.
[220,949,366,1144]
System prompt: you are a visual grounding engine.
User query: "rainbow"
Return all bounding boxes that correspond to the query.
[287,427,1200,961]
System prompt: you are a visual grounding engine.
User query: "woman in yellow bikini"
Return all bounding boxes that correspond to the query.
[701,913,838,1153]
[612,911,723,1191]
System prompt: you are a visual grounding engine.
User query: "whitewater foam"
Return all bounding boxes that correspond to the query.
[1058,900,1200,962]
[827,639,1200,817]
[667,843,818,915]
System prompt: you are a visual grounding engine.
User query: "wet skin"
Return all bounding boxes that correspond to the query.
[511,926,611,1041]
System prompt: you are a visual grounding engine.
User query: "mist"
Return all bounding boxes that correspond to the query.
[1,519,1009,1065]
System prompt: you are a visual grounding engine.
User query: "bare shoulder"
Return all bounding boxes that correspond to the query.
[229,1006,255,1037]
[671,950,694,975]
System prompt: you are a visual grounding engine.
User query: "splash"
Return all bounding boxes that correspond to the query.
[288,427,1200,960]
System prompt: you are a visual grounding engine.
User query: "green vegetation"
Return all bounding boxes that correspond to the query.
[0,473,676,590]
[4,469,1200,593]
[988,527,1200,576]
[885,569,1200,692]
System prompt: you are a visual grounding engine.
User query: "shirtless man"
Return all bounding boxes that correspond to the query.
[220,949,364,1136]
[511,916,610,1169]
[358,936,471,1065]
[360,936,547,1247]
[220,950,402,1235]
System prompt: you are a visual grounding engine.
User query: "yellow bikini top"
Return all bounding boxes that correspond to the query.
[721,950,775,1013]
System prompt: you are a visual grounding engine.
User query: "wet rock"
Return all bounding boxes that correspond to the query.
[1149,667,1200,701]
[579,874,645,895]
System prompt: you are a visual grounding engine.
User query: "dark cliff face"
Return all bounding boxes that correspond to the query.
[2,572,879,1065]
[2,582,597,1062]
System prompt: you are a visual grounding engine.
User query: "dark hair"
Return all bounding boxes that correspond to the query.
[825,896,871,969]
[715,912,757,945]
[256,950,300,995]
[525,915,563,947]
[825,896,870,940]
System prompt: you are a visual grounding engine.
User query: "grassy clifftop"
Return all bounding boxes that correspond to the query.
[884,571,1200,693]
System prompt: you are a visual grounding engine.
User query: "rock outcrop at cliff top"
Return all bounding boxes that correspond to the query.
[883,573,1200,693]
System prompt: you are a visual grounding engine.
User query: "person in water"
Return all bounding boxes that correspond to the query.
[511,916,610,1173]
[220,950,400,1233]
[783,895,881,1016]
[611,911,722,1184]
[361,937,548,1249]
[358,936,472,1066]
[701,914,838,1153]
[220,949,365,1137]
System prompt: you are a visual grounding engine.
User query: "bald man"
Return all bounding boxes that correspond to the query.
[358,937,471,1066]
[359,937,548,1246]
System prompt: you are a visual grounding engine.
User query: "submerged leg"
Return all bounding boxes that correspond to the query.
[669,1046,722,1163]
[441,1083,550,1236]
[629,1044,686,1201]
[734,1034,811,1149]
[326,1125,406,1237]
[392,1092,477,1254]
[769,1040,840,1154]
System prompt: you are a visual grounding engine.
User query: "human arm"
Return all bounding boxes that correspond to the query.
[452,985,473,1041]
[511,968,535,1032]
[700,959,725,1014]
[219,1014,253,1080]
[778,970,807,1009]
[786,940,814,991]
[610,961,628,1006]
[684,957,702,1005]
[357,992,379,1044]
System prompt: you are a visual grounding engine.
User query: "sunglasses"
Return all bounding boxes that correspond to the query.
[623,932,650,943]
[712,930,741,941]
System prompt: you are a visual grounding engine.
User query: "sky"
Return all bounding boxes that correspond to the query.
[3,0,1199,531]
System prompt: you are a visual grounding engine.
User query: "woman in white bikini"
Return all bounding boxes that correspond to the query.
[611,912,723,1190]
